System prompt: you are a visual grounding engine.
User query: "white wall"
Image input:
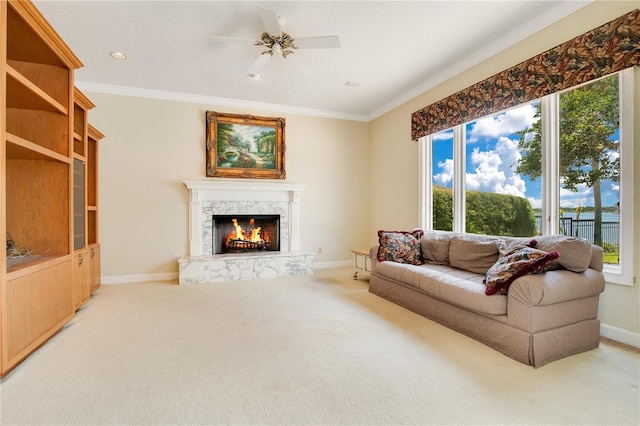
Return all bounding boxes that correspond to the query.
[86,93,371,280]
[368,1,640,345]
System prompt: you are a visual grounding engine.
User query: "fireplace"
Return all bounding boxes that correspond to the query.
[179,181,314,284]
[212,214,280,254]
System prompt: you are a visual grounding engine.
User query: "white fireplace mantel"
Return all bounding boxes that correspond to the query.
[183,180,306,256]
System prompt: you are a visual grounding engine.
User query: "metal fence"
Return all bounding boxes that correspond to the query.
[535,216,619,249]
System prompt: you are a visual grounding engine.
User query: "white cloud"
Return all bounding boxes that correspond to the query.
[467,103,537,143]
[528,197,542,209]
[559,182,593,208]
[465,137,527,197]
[434,158,454,186]
[432,130,454,141]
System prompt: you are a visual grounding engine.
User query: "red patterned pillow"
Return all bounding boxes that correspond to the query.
[377,229,424,265]
[484,247,559,295]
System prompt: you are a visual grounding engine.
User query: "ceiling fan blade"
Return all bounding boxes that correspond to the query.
[209,36,257,44]
[257,6,281,36]
[294,36,341,49]
[244,53,271,75]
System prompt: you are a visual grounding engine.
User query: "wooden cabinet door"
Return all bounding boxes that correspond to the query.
[73,250,91,310]
[3,259,74,370]
[89,244,101,293]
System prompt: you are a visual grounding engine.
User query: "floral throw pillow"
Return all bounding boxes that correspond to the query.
[377,229,424,265]
[484,246,559,295]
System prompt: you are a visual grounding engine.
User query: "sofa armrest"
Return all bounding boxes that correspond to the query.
[508,269,605,306]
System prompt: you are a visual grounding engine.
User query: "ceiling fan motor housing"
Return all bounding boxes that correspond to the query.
[256,31,297,58]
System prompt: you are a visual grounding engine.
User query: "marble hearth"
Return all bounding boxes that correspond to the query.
[178,181,314,284]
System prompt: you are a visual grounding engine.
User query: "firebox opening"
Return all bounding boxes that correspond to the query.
[212,214,280,254]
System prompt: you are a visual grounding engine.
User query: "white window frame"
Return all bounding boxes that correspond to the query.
[419,68,634,286]
[601,67,634,285]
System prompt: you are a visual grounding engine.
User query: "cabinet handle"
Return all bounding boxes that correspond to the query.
[90,248,95,258]
[78,254,84,265]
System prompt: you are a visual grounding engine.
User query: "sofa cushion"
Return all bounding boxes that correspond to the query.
[377,229,424,265]
[484,247,559,295]
[421,231,452,264]
[374,261,507,315]
[534,235,592,272]
[448,235,499,274]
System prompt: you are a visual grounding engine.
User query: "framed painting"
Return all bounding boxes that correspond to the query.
[206,111,286,179]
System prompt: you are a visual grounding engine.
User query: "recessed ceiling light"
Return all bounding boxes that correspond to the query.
[110,51,127,60]
[248,73,262,80]
[345,81,361,88]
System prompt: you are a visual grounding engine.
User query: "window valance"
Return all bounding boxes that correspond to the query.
[411,9,640,141]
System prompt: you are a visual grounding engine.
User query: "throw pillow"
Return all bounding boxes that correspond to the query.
[484,247,559,296]
[377,229,424,265]
[498,237,536,257]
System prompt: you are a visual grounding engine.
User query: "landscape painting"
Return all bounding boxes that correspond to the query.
[206,111,285,179]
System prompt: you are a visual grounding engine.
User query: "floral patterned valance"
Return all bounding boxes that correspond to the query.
[411,9,640,141]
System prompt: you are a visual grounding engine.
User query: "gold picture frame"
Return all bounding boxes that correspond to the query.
[206,111,286,179]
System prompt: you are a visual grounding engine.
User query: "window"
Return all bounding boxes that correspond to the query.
[431,129,454,231]
[464,102,541,237]
[419,68,634,285]
[558,75,620,265]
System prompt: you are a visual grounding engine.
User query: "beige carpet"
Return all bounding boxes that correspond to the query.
[1,267,638,425]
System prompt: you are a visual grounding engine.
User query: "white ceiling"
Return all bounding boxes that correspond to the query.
[34,0,591,121]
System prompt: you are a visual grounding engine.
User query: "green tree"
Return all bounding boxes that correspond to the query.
[515,74,619,246]
[433,185,536,236]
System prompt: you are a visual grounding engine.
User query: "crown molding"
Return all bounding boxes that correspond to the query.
[75,82,370,122]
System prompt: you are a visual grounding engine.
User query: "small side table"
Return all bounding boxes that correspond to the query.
[351,248,372,280]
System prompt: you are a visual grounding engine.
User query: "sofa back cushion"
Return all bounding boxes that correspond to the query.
[533,235,592,272]
[448,235,500,274]
[421,231,452,264]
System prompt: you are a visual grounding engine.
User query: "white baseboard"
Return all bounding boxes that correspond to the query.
[601,323,640,348]
[101,272,178,284]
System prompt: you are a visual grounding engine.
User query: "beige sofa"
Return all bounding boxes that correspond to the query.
[369,231,605,367]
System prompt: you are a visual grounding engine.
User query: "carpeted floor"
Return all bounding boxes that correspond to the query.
[1,267,638,425]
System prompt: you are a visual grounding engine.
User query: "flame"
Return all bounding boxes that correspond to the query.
[227,218,265,243]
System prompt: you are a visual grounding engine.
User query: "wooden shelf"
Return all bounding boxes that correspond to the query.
[6,132,71,163]
[6,65,67,114]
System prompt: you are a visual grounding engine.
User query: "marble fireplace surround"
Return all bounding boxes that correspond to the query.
[179,180,313,284]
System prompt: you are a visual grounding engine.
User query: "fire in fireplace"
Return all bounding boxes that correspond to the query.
[212,214,280,254]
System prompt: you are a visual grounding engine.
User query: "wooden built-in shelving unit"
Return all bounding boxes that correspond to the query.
[1,0,103,376]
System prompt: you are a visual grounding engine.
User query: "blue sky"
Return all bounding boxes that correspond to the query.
[432,103,620,209]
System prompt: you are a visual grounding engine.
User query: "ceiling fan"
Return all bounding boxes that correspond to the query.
[209,6,341,76]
